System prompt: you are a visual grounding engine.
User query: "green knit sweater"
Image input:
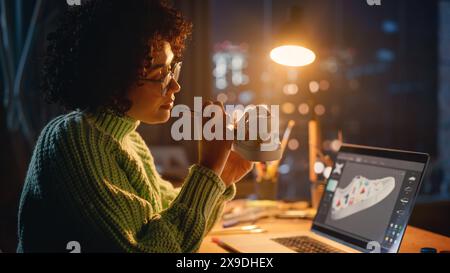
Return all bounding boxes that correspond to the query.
[17,110,235,252]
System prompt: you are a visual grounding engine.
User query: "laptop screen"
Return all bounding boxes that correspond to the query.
[312,144,429,253]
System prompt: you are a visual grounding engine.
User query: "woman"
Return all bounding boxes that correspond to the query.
[17,0,252,252]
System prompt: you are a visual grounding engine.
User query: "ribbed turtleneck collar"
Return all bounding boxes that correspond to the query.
[83,110,140,141]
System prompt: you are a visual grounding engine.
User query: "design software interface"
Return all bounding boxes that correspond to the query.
[314,152,425,252]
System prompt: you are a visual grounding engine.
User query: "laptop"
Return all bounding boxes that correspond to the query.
[218,144,430,253]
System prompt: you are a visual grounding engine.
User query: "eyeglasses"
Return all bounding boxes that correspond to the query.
[140,62,182,96]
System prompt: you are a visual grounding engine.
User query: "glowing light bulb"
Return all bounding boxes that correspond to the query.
[270,45,316,67]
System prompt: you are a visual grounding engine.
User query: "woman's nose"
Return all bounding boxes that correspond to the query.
[167,78,181,94]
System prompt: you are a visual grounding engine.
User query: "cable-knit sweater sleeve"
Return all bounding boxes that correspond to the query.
[158,176,236,235]
[127,131,236,233]
[146,149,236,235]
[156,170,236,236]
[49,116,232,252]
[157,176,235,210]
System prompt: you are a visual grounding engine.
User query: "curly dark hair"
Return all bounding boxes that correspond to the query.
[42,0,192,115]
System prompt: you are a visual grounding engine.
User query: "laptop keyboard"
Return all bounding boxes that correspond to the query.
[272,236,341,253]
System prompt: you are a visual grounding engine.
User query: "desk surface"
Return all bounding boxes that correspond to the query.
[199,217,450,253]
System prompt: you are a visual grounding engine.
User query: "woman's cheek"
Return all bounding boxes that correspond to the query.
[138,88,161,110]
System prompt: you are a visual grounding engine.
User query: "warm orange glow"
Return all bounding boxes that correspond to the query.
[270,45,316,67]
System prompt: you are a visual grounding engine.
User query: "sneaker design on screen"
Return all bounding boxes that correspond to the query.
[331,176,395,220]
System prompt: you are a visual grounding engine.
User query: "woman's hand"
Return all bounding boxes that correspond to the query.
[220,151,254,186]
[197,100,253,186]
[198,101,232,178]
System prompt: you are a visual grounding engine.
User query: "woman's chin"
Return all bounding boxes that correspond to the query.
[139,108,171,125]
[161,105,172,114]
[155,108,172,123]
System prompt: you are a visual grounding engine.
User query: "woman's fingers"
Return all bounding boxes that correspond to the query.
[198,100,232,178]
[213,101,234,139]
[201,101,232,141]
[202,100,214,126]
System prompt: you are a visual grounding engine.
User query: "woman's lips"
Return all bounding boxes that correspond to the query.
[160,101,174,110]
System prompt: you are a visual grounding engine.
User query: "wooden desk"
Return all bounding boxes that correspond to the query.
[199,217,450,253]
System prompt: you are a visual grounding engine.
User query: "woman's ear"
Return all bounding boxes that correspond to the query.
[146,66,163,79]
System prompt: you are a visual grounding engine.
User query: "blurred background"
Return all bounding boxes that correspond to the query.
[1,0,449,252]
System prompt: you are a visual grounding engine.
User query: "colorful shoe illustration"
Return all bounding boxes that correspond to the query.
[331,175,395,220]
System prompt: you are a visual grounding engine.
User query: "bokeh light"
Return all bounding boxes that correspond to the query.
[283,83,299,95]
[298,103,310,115]
[288,139,300,150]
[279,164,291,174]
[281,102,296,114]
[309,81,320,93]
[314,161,325,174]
[319,80,330,91]
[216,93,228,103]
[238,90,254,104]
[314,104,326,116]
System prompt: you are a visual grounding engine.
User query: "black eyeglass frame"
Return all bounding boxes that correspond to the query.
[139,62,182,96]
